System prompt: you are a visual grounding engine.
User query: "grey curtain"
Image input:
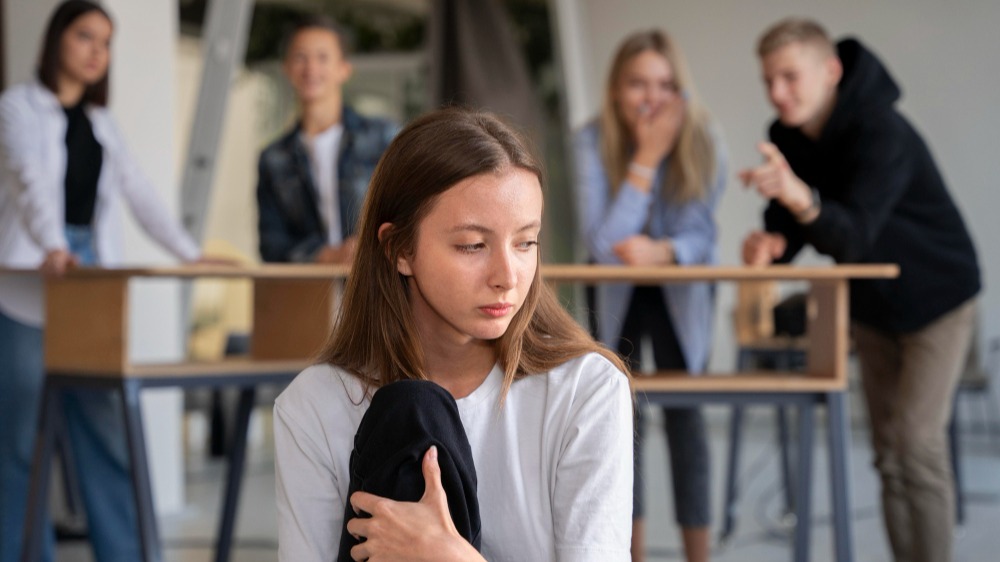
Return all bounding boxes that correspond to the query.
[427,0,543,137]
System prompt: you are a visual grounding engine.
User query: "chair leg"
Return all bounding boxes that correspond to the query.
[983,390,1000,454]
[777,406,795,517]
[948,393,964,525]
[719,347,756,544]
[719,405,744,544]
[773,349,797,520]
[54,422,89,542]
[55,426,83,519]
[210,389,228,458]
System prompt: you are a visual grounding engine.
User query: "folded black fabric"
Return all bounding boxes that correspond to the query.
[337,379,481,561]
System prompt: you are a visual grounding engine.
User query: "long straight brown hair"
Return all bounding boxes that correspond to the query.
[599,29,715,204]
[318,107,629,399]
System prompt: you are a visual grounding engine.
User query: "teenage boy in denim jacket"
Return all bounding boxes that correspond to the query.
[257,15,397,263]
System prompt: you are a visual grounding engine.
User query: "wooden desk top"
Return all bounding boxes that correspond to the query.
[27,262,892,388]
[51,358,841,393]
[3,263,899,281]
[543,264,898,282]
[632,371,843,393]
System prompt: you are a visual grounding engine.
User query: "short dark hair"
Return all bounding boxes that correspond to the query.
[281,14,352,60]
[37,0,112,107]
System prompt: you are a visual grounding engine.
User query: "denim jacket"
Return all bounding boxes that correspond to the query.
[572,121,727,373]
[256,106,397,262]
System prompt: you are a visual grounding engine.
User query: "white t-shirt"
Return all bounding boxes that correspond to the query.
[274,352,633,562]
[300,124,344,246]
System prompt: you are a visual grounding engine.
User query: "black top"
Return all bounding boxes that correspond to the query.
[63,102,103,226]
[764,38,980,334]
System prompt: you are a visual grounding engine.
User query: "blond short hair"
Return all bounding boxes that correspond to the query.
[757,18,835,58]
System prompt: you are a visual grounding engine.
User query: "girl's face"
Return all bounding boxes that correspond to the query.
[59,11,112,88]
[614,49,680,131]
[395,168,543,348]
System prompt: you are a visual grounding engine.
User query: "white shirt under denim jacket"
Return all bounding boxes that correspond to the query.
[0,81,199,327]
[572,122,728,374]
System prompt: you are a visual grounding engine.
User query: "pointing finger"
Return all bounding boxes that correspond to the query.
[757,142,787,167]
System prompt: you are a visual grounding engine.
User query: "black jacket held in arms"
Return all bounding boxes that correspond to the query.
[764,38,980,334]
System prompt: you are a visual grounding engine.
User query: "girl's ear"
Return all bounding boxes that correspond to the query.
[397,255,413,276]
[379,222,413,275]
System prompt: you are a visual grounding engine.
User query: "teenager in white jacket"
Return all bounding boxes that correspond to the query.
[0,2,202,560]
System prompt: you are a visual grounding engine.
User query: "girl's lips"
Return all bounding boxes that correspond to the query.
[480,304,513,318]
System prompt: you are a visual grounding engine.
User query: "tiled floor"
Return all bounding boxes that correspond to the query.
[57,402,1000,561]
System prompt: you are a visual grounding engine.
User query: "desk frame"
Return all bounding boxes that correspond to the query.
[635,387,851,562]
[15,263,895,562]
[22,368,300,562]
[546,265,891,562]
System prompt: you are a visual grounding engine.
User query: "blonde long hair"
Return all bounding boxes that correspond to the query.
[599,30,716,204]
[318,107,629,399]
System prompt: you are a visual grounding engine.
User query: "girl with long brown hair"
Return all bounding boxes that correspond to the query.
[274,107,633,561]
[573,29,727,562]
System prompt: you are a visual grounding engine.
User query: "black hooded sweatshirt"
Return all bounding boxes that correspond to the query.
[764,38,980,334]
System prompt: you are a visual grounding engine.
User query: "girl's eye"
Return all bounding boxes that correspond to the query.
[517,240,539,251]
[456,243,485,253]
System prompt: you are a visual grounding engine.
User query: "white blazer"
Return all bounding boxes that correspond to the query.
[0,81,199,326]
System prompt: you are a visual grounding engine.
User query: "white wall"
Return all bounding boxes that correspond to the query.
[3,0,57,85]
[3,0,187,514]
[566,0,1000,371]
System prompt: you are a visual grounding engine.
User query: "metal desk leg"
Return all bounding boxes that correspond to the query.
[120,380,162,562]
[827,392,854,562]
[20,378,59,562]
[792,400,814,562]
[720,405,745,544]
[56,422,83,520]
[215,387,256,562]
[777,405,796,517]
[775,352,796,519]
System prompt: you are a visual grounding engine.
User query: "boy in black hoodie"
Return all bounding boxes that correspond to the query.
[740,18,979,562]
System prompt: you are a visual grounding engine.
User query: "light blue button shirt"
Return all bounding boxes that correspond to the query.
[572,121,727,373]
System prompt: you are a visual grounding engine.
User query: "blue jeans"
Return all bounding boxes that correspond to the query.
[63,224,98,266]
[0,226,140,562]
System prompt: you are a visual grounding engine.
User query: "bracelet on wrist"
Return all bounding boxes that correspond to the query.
[793,187,821,222]
[628,161,656,181]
